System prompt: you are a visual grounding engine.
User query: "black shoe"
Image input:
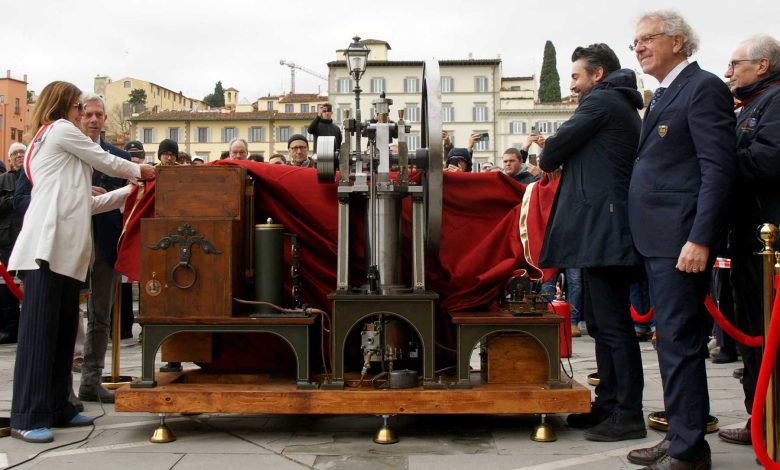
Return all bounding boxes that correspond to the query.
[718,419,751,445]
[583,412,646,442]
[628,439,671,466]
[710,352,738,364]
[642,452,711,469]
[733,367,744,380]
[567,403,611,429]
[160,362,182,373]
[69,388,84,412]
[78,384,115,404]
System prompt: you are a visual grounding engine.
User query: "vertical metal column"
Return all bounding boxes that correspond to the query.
[758,223,779,461]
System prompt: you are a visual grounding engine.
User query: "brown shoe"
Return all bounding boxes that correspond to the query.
[571,324,581,337]
[718,419,751,445]
[628,439,670,466]
[641,453,711,469]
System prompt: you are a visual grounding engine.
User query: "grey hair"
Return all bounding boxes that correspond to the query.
[639,10,699,57]
[741,34,780,74]
[229,137,248,152]
[80,92,106,112]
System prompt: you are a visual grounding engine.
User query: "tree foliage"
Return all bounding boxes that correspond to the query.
[539,40,562,103]
[128,88,147,105]
[203,81,225,107]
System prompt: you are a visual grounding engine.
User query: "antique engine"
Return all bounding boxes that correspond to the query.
[315,37,443,389]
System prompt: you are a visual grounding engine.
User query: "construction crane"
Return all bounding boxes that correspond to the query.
[279,59,327,94]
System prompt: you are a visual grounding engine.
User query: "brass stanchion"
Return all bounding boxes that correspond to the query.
[758,223,779,461]
[102,279,133,389]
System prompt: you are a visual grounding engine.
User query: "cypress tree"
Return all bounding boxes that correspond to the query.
[203,81,226,107]
[539,41,562,103]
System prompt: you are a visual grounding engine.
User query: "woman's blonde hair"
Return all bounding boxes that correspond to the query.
[26,81,82,141]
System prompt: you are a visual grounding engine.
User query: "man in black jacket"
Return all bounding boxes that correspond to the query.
[307,103,342,153]
[539,43,645,442]
[718,34,780,447]
[0,143,25,344]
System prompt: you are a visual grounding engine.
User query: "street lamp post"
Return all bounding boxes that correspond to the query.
[344,36,370,153]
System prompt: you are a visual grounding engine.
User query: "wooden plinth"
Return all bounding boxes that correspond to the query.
[116,371,591,415]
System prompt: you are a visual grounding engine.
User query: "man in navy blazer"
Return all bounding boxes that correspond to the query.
[626,10,736,470]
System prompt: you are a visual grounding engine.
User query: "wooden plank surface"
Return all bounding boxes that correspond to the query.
[116,373,590,415]
[450,311,563,325]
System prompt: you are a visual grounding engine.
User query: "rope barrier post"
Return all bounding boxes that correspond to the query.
[758,223,779,462]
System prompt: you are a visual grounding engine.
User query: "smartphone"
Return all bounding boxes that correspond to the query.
[479,132,489,142]
[531,126,537,133]
[529,154,538,165]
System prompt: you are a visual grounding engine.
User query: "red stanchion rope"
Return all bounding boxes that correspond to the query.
[751,274,780,470]
[0,261,22,300]
[705,294,764,347]
[630,305,655,323]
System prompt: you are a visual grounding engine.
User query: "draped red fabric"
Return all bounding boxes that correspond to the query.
[115,161,558,371]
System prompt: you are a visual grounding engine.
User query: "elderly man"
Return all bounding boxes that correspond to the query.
[626,10,736,470]
[77,94,133,404]
[717,34,780,447]
[287,134,313,167]
[539,43,645,442]
[0,143,26,344]
[228,138,249,160]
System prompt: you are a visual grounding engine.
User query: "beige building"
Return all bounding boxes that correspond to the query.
[127,92,327,162]
[94,75,210,141]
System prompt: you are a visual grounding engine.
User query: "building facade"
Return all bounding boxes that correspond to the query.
[0,70,30,169]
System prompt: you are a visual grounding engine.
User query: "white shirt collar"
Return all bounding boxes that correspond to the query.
[658,59,689,88]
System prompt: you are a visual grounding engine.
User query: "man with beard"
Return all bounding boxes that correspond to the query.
[538,43,645,442]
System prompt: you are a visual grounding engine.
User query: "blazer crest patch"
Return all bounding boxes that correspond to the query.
[658,124,668,138]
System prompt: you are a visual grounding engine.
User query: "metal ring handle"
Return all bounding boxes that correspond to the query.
[170,262,197,289]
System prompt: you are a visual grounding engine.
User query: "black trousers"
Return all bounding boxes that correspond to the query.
[645,257,711,461]
[11,262,80,430]
[730,252,764,413]
[583,266,644,417]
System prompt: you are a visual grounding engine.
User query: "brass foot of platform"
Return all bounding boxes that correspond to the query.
[373,415,398,445]
[531,414,556,442]
[150,414,176,443]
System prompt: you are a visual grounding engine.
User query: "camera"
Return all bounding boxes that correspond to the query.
[478,132,489,142]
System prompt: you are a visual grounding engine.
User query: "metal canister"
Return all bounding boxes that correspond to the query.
[254,219,284,315]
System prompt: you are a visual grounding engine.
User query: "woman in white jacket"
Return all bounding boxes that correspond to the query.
[8,81,155,443]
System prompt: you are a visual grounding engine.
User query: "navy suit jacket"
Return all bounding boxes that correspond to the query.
[93,139,131,266]
[628,62,736,258]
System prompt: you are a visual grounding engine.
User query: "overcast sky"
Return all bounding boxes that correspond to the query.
[3,0,778,102]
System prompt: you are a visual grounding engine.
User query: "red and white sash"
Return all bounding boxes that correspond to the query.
[24,123,53,187]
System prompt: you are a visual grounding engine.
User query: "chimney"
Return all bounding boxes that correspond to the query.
[6,70,10,78]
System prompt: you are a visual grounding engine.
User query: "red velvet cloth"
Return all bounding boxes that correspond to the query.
[115,161,559,371]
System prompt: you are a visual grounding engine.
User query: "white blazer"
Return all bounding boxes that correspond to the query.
[8,119,141,281]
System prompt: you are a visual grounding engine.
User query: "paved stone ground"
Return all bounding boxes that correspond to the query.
[0,321,759,469]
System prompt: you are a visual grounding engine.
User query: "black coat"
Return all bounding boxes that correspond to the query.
[307,116,342,152]
[0,169,24,250]
[539,69,643,268]
[729,73,780,254]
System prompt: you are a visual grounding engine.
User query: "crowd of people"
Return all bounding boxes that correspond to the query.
[0,9,778,470]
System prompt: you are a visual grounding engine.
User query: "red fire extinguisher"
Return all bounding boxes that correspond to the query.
[548,289,572,358]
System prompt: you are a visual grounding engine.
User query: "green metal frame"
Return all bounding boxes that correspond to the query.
[132,323,315,389]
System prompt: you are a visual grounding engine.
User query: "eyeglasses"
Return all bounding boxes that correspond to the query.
[289,145,308,151]
[727,59,758,70]
[73,103,83,112]
[629,33,666,51]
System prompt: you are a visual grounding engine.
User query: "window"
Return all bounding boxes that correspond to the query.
[277,126,292,142]
[405,103,420,122]
[301,104,310,113]
[285,103,294,113]
[404,77,420,93]
[370,77,385,93]
[196,127,210,143]
[407,133,420,150]
[11,129,16,140]
[441,77,454,93]
[267,101,274,110]
[536,121,551,133]
[337,78,352,93]
[336,105,350,122]
[474,76,489,92]
[14,98,20,114]
[123,80,131,88]
[472,104,488,122]
[303,126,314,142]
[442,104,455,122]
[509,121,526,134]
[142,128,154,143]
[221,127,238,142]
[168,127,180,142]
[249,127,265,142]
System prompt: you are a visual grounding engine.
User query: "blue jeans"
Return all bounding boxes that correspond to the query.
[565,268,582,324]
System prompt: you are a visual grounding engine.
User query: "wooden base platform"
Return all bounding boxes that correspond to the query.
[115,370,591,415]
